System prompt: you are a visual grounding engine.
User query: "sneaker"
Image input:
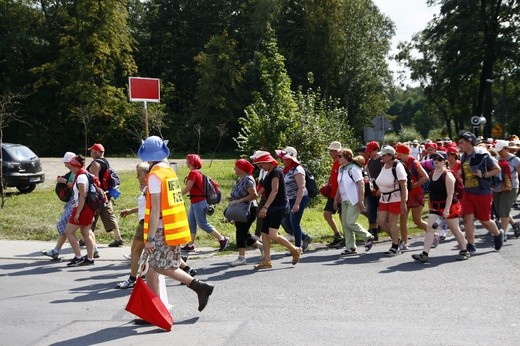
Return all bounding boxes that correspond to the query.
[384,246,401,257]
[364,237,374,252]
[230,257,247,266]
[93,251,100,259]
[115,278,135,289]
[456,251,470,261]
[341,248,358,256]
[78,239,85,247]
[328,234,344,248]
[181,244,195,252]
[467,243,477,253]
[302,236,312,251]
[514,222,520,238]
[291,247,302,265]
[67,256,84,267]
[219,237,230,252]
[494,230,504,251]
[41,249,60,261]
[78,256,94,266]
[431,234,440,248]
[411,253,429,263]
[123,253,131,260]
[254,261,272,270]
[108,239,124,247]
[399,241,409,252]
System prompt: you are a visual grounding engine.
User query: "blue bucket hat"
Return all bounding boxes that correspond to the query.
[138,136,170,162]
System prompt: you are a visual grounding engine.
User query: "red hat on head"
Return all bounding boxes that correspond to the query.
[186,154,202,169]
[425,143,436,150]
[366,141,380,153]
[235,159,254,175]
[446,146,459,154]
[395,144,411,155]
[252,153,278,166]
[88,143,105,152]
[69,156,83,168]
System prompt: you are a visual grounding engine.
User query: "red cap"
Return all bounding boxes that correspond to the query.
[366,141,380,153]
[88,143,105,152]
[395,144,411,155]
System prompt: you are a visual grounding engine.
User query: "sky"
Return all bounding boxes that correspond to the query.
[372,0,440,83]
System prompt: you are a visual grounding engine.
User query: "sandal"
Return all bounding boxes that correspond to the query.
[254,261,272,270]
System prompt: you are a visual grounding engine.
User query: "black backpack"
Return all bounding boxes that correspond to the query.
[391,160,413,192]
[293,165,318,198]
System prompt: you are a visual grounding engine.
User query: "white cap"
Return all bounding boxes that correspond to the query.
[62,152,76,163]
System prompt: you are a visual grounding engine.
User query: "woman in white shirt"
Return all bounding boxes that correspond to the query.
[334,149,374,255]
[375,146,408,257]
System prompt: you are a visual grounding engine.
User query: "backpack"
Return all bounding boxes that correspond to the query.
[95,158,121,197]
[497,157,513,192]
[392,160,413,192]
[55,172,72,202]
[348,165,374,198]
[202,174,222,205]
[78,173,108,210]
[296,165,318,198]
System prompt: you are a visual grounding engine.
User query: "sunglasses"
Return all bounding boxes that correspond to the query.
[432,157,445,162]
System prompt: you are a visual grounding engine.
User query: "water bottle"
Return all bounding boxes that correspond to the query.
[432,216,446,230]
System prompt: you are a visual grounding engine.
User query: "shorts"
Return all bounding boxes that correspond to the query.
[56,201,73,235]
[493,188,518,217]
[429,200,462,219]
[92,200,118,232]
[149,228,181,270]
[69,206,95,226]
[261,208,286,234]
[460,192,492,222]
[406,192,425,209]
[134,220,145,242]
[324,197,341,214]
[378,201,401,215]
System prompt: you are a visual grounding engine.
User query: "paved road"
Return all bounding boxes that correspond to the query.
[2,212,520,345]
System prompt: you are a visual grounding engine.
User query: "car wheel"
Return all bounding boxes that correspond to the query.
[16,184,36,193]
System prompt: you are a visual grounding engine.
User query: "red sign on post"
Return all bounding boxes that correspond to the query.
[129,77,160,102]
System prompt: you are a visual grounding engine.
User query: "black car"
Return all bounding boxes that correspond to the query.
[1,143,45,193]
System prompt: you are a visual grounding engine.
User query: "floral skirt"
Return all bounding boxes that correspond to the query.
[148,228,181,270]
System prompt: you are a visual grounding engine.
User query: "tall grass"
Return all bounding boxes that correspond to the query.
[0,160,426,252]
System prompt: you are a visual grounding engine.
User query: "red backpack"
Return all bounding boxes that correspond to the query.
[497,158,513,192]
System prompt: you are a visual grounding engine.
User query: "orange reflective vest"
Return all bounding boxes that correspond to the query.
[144,165,191,245]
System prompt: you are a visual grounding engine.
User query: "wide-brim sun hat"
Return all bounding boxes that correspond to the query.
[252,153,278,166]
[275,146,299,163]
[138,136,170,162]
[235,159,254,175]
[250,150,270,160]
[327,141,342,151]
[352,155,366,167]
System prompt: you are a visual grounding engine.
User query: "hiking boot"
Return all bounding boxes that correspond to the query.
[93,251,100,259]
[341,248,358,256]
[456,251,470,261]
[384,246,401,257]
[328,234,344,248]
[412,253,429,263]
[187,279,214,312]
[115,278,135,289]
[494,230,504,251]
[291,247,302,265]
[254,261,272,270]
[466,243,477,253]
[78,256,94,266]
[230,257,247,267]
[364,237,374,252]
[181,244,195,252]
[41,249,60,261]
[108,239,124,247]
[66,256,84,267]
[302,236,313,251]
[219,237,230,252]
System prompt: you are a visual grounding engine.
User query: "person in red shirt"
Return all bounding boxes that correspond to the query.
[395,144,429,250]
[321,141,344,247]
[446,146,462,176]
